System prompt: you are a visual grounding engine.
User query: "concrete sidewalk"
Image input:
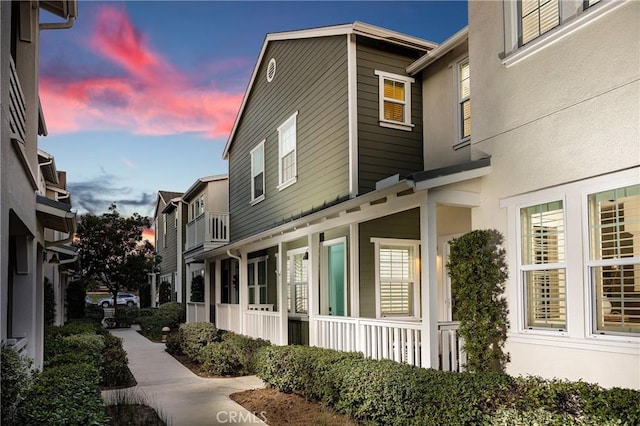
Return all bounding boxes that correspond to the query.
[102,327,266,426]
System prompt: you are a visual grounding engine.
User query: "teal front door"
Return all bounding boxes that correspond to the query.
[326,242,345,316]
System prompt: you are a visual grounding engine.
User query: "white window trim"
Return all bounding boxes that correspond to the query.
[248,256,268,306]
[517,198,568,333]
[277,112,298,190]
[250,140,266,205]
[321,237,348,316]
[371,237,421,319]
[501,167,640,353]
[190,194,205,221]
[503,0,626,68]
[374,70,415,131]
[286,247,309,316]
[453,55,470,149]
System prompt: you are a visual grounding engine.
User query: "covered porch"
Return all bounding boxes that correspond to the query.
[202,161,490,371]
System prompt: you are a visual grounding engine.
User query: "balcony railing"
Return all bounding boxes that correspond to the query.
[185,211,229,251]
[9,56,26,142]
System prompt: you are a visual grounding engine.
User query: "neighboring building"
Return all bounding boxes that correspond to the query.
[1,0,78,368]
[154,190,184,303]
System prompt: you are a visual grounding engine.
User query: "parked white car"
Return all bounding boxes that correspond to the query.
[97,293,139,308]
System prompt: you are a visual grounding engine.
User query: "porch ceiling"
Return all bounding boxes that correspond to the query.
[36,195,76,234]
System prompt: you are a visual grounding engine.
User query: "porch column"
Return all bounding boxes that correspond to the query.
[308,232,320,347]
[277,241,288,345]
[349,224,360,318]
[420,192,439,368]
[214,258,222,325]
[238,249,248,335]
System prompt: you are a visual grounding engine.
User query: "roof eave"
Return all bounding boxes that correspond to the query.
[407,26,468,75]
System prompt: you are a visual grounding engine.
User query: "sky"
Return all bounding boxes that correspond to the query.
[38,0,469,226]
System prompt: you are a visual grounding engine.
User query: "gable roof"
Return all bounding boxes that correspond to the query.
[182,174,228,202]
[407,26,468,75]
[222,22,437,159]
[154,190,183,219]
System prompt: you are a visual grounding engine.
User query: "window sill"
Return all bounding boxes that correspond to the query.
[379,120,414,132]
[277,178,297,191]
[502,0,625,68]
[508,330,639,355]
[250,195,265,206]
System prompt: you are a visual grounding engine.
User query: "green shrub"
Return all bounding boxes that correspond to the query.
[198,341,242,376]
[139,303,185,340]
[66,280,87,319]
[44,277,55,326]
[101,333,132,387]
[179,322,220,360]
[1,345,34,426]
[17,363,108,426]
[138,307,157,318]
[222,333,270,375]
[85,303,104,321]
[165,333,182,355]
[158,302,186,326]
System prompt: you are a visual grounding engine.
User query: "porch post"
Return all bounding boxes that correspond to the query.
[420,192,439,368]
[308,232,320,347]
[349,224,360,318]
[204,261,211,322]
[238,248,248,335]
[214,258,222,325]
[277,241,288,345]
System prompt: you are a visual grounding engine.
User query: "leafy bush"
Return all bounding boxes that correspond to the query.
[66,280,87,319]
[44,277,55,326]
[178,322,220,360]
[101,333,133,387]
[85,303,104,321]
[447,229,510,373]
[165,333,182,355]
[139,303,185,340]
[158,302,185,326]
[256,346,640,425]
[17,363,108,426]
[197,332,270,376]
[1,345,34,425]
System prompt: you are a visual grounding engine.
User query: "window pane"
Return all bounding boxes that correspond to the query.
[384,79,404,101]
[525,269,566,329]
[254,172,264,198]
[521,201,565,264]
[460,100,471,139]
[521,0,560,45]
[593,265,640,334]
[282,151,295,183]
[379,245,414,316]
[384,101,404,123]
[380,281,413,316]
[459,61,470,99]
[589,185,640,261]
[280,121,296,154]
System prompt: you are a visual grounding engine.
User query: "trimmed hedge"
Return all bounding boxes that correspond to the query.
[101,333,132,387]
[197,332,270,376]
[178,322,220,360]
[139,303,185,340]
[1,345,34,426]
[256,345,640,425]
[17,363,108,425]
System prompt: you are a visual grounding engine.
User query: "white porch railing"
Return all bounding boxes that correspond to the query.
[9,56,26,142]
[437,321,466,372]
[185,212,229,250]
[5,337,28,355]
[243,310,280,343]
[186,302,206,323]
[314,317,465,371]
[216,303,241,334]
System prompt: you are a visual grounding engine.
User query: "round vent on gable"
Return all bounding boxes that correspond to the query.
[266,58,276,83]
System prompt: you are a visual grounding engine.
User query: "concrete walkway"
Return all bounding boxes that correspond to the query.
[102,327,266,426]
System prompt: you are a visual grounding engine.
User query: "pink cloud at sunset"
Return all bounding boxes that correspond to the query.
[40,5,243,139]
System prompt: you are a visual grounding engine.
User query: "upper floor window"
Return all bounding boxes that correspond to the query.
[372,238,420,318]
[250,141,265,204]
[520,200,566,330]
[457,58,471,146]
[190,195,204,220]
[588,184,640,336]
[584,0,602,9]
[374,70,415,131]
[520,0,560,45]
[277,112,298,190]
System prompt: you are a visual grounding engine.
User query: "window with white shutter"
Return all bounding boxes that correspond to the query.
[520,0,560,45]
[373,238,420,317]
[277,112,298,190]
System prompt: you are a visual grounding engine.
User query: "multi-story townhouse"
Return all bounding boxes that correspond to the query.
[1,0,78,367]
[466,0,639,388]
[154,190,184,303]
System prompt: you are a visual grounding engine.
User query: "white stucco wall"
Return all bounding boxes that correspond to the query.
[468,1,640,388]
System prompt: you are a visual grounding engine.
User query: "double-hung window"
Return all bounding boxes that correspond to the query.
[250,141,265,204]
[248,257,268,306]
[190,195,204,220]
[286,250,308,314]
[374,70,415,131]
[457,58,471,145]
[373,238,420,317]
[277,112,298,190]
[520,201,566,330]
[519,0,560,45]
[588,184,640,335]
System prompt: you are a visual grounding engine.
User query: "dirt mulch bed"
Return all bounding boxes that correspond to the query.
[169,353,225,378]
[231,388,359,426]
[105,404,165,425]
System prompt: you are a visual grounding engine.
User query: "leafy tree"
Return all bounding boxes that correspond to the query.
[447,229,510,373]
[76,203,158,317]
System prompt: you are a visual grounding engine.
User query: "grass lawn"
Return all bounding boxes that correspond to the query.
[86,292,110,303]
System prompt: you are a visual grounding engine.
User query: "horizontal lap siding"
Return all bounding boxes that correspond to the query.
[358,208,421,318]
[229,36,350,241]
[356,41,423,194]
[157,203,178,275]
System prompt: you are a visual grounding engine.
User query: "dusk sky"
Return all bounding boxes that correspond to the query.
[38,1,468,225]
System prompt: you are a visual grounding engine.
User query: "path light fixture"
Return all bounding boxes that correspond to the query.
[162,326,170,343]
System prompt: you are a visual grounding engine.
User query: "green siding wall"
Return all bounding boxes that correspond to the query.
[358,208,421,318]
[228,36,350,241]
[356,39,424,194]
[156,201,179,277]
